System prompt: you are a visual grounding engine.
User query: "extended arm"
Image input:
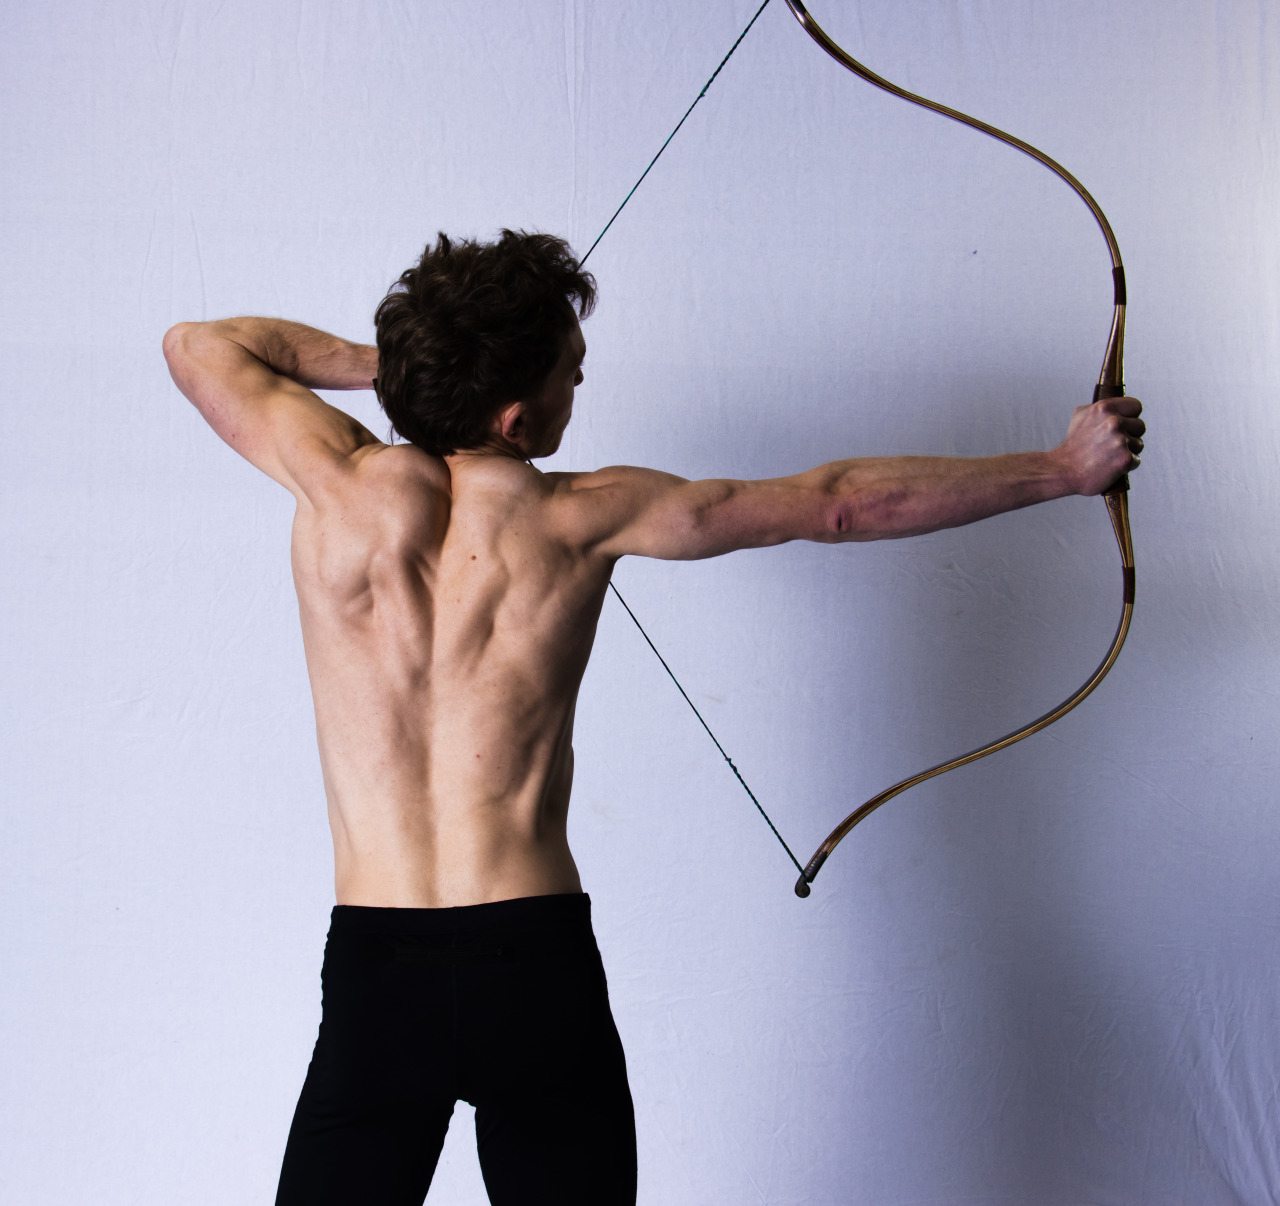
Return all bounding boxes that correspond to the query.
[572,397,1143,560]
[162,318,381,499]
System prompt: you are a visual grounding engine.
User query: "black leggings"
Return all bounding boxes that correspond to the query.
[275,894,636,1206]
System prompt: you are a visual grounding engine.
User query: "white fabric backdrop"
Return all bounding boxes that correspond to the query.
[2,1,1277,1203]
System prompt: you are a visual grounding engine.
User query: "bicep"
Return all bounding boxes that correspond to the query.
[564,466,838,561]
[163,322,378,499]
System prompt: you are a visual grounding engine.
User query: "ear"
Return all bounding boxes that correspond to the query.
[493,400,528,445]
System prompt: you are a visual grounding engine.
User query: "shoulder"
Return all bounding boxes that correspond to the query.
[439,457,684,555]
[298,442,451,547]
[354,440,452,493]
[293,438,447,508]
[291,442,453,605]
[539,464,689,553]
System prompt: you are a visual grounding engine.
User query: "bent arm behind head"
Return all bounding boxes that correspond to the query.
[162,318,381,500]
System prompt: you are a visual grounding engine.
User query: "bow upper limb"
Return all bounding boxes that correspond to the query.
[162,318,382,502]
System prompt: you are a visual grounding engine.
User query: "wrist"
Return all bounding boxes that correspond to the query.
[1040,445,1082,498]
[354,344,379,391]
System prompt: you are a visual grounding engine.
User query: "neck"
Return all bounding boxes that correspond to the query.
[446,445,534,471]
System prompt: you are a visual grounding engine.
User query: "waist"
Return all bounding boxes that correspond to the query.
[330,891,591,936]
[325,893,596,961]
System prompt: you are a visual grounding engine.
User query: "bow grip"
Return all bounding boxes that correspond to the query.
[1092,380,1130,495]
[1092,264,1129,493]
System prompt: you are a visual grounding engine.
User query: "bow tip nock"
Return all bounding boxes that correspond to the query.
[794,876,811,899]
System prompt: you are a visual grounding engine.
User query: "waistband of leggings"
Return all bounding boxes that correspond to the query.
[328,892,592,937]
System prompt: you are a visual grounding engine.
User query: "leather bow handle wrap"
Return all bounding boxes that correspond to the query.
[783,0,1136,897]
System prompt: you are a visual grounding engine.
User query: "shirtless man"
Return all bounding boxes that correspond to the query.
[162,229,1143,1206]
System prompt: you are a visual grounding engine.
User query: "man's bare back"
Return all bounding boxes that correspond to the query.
[164,302,1141,912]
[293,442,614,907]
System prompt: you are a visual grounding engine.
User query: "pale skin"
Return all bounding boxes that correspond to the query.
[162,315,1143,908]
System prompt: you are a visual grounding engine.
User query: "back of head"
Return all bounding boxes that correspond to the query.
[374,230,597,456]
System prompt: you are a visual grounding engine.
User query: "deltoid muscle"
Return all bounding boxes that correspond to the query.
[782,0,1135,897]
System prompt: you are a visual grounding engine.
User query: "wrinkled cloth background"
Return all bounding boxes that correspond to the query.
[2,2,1277,1203]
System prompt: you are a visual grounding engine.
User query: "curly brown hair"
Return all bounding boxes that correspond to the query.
[374,230,597,456]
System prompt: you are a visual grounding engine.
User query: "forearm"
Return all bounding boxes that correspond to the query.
[810,450,1073,542]
[206,317,377,391]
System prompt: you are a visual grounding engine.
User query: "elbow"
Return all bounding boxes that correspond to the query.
[822,493,866,542]
[821,488,897,543]
[162,321,196,368]
[161,322,210,408]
